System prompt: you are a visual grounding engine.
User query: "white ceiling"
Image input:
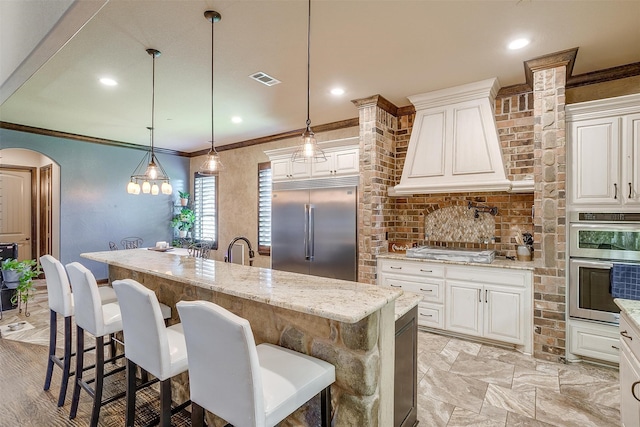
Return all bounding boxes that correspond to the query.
[1,0,639,154]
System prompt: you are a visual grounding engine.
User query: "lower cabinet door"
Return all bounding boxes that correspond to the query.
[484,286,524,345]
[446,281,482,337]
[620,341,640,427]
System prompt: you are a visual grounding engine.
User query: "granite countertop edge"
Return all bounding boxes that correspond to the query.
[376,253,540,270]
[393,292,422,320]
[615,298,640,329]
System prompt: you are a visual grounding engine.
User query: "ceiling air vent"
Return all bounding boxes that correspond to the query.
[249,72,281,86]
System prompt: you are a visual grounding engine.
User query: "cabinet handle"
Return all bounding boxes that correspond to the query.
[390,284,402,288]
[419,288,433,292]
[614,183,618,199]
[420,313,433,317]
[621,330,633,340]
[485,289,488,303]
[478,289,481,303]
[630,182,633,199]
[389,266,402,270]
[633,381,640,402]
[420,269,432,273]
[611,345,619,350]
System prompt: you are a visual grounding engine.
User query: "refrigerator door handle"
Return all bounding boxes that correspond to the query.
[305,204,315,261]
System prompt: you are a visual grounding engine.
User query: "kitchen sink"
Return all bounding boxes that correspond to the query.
[405,246,495,264]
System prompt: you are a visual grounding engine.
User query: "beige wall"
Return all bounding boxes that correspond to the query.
[189,126,359,268]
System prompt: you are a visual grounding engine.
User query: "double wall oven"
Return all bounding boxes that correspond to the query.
[569,212,640,324]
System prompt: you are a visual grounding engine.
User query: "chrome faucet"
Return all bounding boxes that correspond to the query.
[224,236,255,266]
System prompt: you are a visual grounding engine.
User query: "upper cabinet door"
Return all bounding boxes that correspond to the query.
[623,113,640,205]
[570,116,621,205]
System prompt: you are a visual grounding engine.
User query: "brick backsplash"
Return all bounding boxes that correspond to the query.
[391,89,535,257]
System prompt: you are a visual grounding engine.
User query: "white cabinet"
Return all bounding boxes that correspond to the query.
[311,148,359,177]
[567,319,620,364]
[265,138,359,183]
[446,272,525,346]
[567,94,640,209]
[271,158,310,181]
[569,116,620,205]
[377,258,532,353]
[620,313,640,427]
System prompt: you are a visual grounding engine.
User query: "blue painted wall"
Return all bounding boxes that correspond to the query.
[0,128,190,279]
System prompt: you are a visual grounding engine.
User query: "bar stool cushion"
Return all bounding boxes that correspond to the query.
[177,300,335,427]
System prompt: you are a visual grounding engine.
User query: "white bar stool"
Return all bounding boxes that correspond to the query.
[177,300,335,427]
[112,278,189,427]
[40,254,118,407]
[65,262,126,427]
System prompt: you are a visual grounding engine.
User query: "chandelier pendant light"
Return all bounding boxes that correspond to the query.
[292,0,326,163]
[198,10,224,175]
[127,48,172,195]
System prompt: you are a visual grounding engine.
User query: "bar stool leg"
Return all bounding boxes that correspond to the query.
[57,316,73,406]
[109,333,116,363]
[44,310,57,392]
[90,336,105,427]
[320,386,332,427]
[191,402,205,427]
[159,378,172,427]
[70,325,85,419]
[125,359,137,427]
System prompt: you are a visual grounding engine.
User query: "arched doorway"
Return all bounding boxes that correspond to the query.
[0,148,60,260]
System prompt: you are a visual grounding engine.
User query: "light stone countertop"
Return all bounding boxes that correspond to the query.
[377,253,540,270]
[82,249,401,324]
[615,298,640,329]
[393,292,422,320]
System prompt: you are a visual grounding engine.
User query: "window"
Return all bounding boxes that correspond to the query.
[193,173,218,249]
[257,162,272,255]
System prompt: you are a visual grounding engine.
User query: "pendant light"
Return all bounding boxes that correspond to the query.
[292,0,326,163]
[198,10,223,175]
[127,48,172,195]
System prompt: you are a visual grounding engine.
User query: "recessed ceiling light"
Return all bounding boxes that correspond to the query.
[508,38,530,50]
[99,77,118,86]
[231,116,242,124]
[330,88,345,96]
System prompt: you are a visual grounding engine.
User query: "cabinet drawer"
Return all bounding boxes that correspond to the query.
[620,314,640,360]
[417,304,444,329]
[380,260,444,278]
[447,266,528,287]
[382,275,444,304]
[569,321,620,364]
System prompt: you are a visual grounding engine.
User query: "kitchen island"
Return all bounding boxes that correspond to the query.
[82,249,404,426]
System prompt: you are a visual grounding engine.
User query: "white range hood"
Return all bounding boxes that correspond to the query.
[391,78,533,196]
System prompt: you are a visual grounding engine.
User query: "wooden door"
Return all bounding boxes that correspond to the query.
[39,164,53,257]
[0,167,35,260]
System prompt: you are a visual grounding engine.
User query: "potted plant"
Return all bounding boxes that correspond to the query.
[178,191,190,206]
[171,207,196,238]
[1,258,42,314]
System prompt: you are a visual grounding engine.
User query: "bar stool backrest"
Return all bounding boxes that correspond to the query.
[112,278,172,380]
[66,262,109,337]
[40,255,73,317]
[177,300,265,426]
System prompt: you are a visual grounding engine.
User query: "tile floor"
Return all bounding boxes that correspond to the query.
[416,331,620,427]
[0,282,622,427]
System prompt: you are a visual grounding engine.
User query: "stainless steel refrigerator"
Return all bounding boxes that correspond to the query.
[271,177,358,281]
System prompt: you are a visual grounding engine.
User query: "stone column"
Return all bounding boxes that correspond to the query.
[352,95,398,284]
[532,66,568,362]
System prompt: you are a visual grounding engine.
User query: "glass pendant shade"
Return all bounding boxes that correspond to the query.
[127,180,137,194]
[151,183,159,195]
[199,149,223,175]
[161,182,172,195]
[142,180,151,194]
